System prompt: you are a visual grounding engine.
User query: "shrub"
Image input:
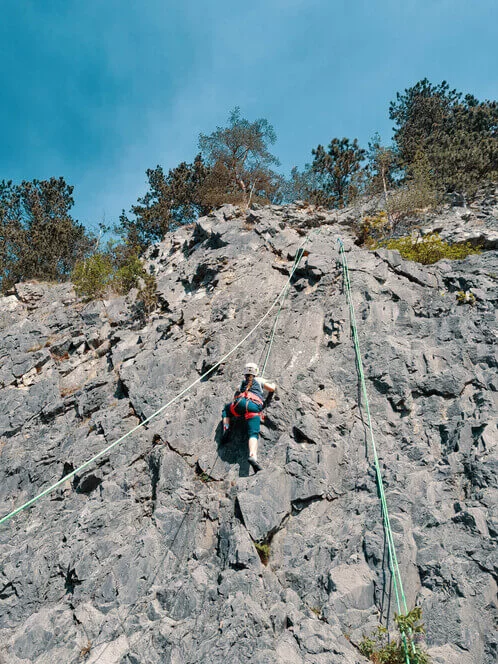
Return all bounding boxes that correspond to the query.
[71,253,114,299]
[359,607,431,664]
[71,250,158,319]
[388,151,440,221]
[456,290,476,306]
[113,254,144,293]
[197,472,213,483]
[380,233,481,265]
[356,211,390,247]
[137,272,157,315]
[388,184,439,220]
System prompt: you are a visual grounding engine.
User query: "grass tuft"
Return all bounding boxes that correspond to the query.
[254,541,271,565]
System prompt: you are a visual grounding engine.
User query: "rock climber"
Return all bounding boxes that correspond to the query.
[221,362,276,473]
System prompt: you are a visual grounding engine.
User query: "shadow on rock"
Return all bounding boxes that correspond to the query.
[215,420,252,478]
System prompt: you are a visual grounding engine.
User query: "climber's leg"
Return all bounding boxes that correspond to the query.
[248,435,258,459]
[221,403,233,444]
[247,413,263,472]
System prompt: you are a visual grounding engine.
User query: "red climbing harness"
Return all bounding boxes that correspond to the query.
[229,391,265,421]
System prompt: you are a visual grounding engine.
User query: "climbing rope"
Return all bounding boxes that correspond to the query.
[337,238,414,664]
[0,234,313,527]
[87,239,312,662]
[260,246,306,378]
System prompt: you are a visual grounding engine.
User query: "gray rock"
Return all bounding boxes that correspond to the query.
[237,469,292,541]
[226,523,262,570]
[0,202,497,663]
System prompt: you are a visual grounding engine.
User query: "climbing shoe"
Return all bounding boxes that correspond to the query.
[248,456,262,473]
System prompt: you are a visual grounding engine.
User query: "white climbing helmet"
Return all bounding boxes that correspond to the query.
[244,362,259,376]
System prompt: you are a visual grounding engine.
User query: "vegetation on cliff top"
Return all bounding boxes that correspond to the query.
[1,78,497,293]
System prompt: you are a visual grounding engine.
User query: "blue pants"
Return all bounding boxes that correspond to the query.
[222,398,263,439]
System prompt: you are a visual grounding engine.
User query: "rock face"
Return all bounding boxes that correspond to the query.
[0,202,497,664]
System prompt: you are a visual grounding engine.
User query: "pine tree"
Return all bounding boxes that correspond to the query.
[0,177,91,292]
[308,138,366,208]
[119,155,210,249]
[389,79,498,195]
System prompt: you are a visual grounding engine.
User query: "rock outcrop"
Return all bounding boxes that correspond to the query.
[0,203,497,663]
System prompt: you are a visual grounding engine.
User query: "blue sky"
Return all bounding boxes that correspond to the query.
[1,0,497,230]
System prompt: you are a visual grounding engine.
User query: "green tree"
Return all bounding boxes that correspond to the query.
[0,177,92,292]
[366,133,398,195]
[432,97,498,193]
[0,180,24,291]
[119,155,210,249]
[390,79,498,194]
[282,166,318,204]
[388,149,440,219]
[389,79,461,167]
[198,107,281,206]
[308,138,366,208]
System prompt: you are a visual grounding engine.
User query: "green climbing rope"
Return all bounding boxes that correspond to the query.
[0,233,314,528]
[337,238,414,664]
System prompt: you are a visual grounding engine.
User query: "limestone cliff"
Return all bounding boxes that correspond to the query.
[0,202,497,664]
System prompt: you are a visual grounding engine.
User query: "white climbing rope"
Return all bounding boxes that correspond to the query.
[0,233,313,526]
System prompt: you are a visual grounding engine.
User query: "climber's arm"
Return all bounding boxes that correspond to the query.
[259,378,276,393]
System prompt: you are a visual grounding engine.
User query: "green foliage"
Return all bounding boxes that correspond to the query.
[366,133,399,197]
[71,253,114,299]
[136,271,158,318]
[0,177,92,292]
[119,108,282,250]
[356,211,390,247]
[381,233,481,265]
[394,606,426,636]
[390,79,498,195]
[198,107,282,208]
[118,155,210,250]
[71,247,157,317]
[434,101,498,195]
[113,254,144,293]
[254,541,271,565]
[456,290,476,306]
[359,607,431,664]
[390,79,461,167]
[388,150,441,219]
[307,137,366,209]
[197,470,214,483]
[282,166,322,205]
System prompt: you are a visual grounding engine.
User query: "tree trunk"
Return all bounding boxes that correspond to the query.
[238,178,248,207]
[382,167,392,230]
